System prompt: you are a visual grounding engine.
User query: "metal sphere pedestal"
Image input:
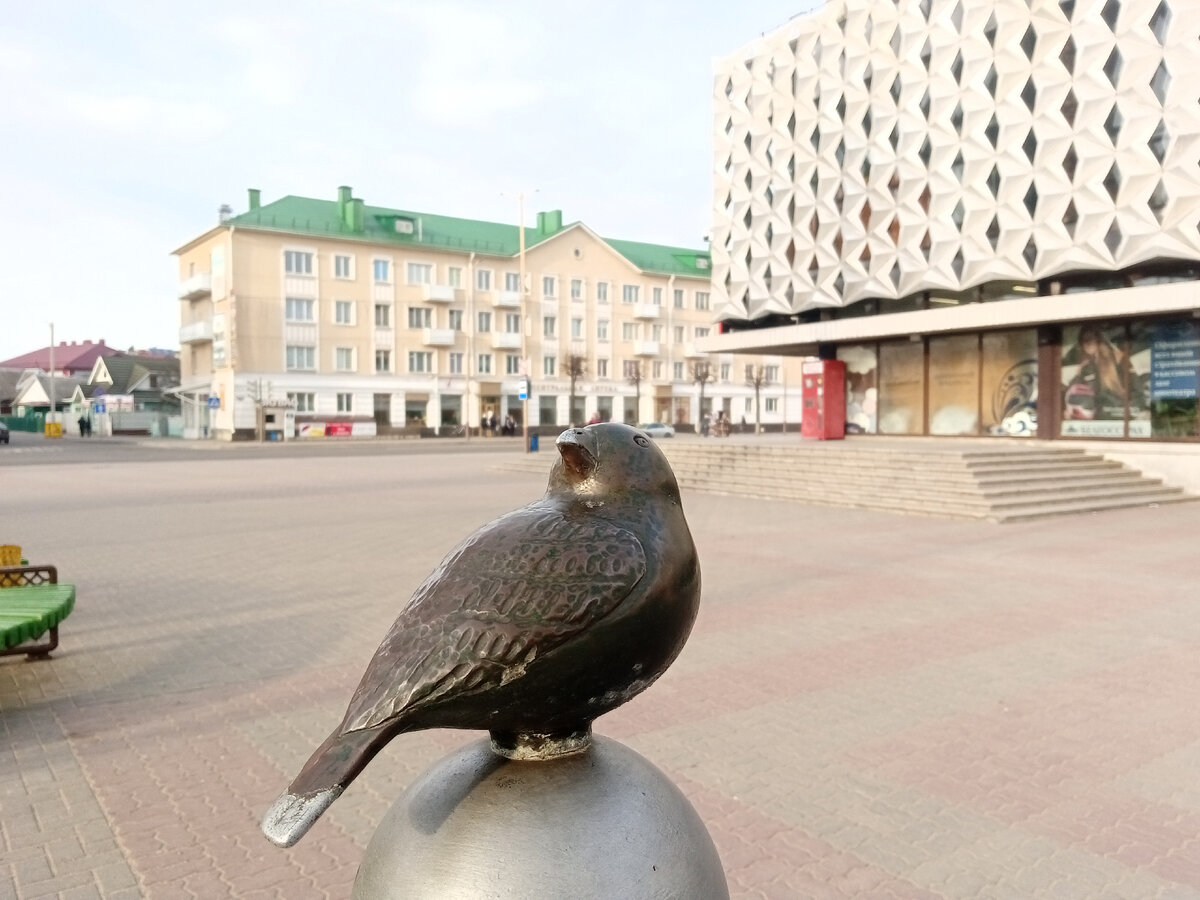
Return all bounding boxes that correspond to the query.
[352,735,729,899]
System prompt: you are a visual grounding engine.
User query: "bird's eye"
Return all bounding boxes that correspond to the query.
[634,435,650,447]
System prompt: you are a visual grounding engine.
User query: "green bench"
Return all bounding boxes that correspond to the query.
[0,565,75,660]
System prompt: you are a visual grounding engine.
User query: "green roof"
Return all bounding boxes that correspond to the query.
[226,193,711,279]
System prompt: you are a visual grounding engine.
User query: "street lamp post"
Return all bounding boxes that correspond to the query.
[519,193,529,453]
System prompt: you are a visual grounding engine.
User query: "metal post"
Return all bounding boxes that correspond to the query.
[519,194,529,453]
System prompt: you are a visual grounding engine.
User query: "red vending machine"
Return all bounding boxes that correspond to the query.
[800,359,846,440]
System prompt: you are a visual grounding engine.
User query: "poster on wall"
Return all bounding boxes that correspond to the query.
[1061,323,1151,438]
[837,345,878,434]
[1150,320,1200,437]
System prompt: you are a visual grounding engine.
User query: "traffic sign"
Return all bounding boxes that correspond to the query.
[518,378,529,400]
[207,395,221,409]
[94,403,106,415]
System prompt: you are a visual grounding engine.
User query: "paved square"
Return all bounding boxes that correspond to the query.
[3,445,1199,898]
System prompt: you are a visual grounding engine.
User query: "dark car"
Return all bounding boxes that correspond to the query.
[0,422,9,444]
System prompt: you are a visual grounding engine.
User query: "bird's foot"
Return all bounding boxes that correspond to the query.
[489,728,592,760]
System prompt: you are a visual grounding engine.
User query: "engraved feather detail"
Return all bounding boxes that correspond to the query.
[344,508,646,732]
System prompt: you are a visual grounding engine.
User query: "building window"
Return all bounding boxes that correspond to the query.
[335,300,354,325]
[598,319,609,341]
[506,354,521,374]
[623,360,640,378]
[673,361,684,380]
[674,289,684,308]
[720,363,731,381]
[597,282,609,303]
[477,311,492,332]
[374,304,390,327]
[286,345,316,370]
[765,365,779,382]
[408,351,432,373]
[334,255,353,279]
[544,356,556,376]
[448,309,464,331]
[622,285,639,304]
[505,271,521,291]
[285,297,314,321]
[477,353,493,374]
[337,392,353,413]
[477,268,492,290]
[542,275,557,298]
[407,262,433,284]
[285,250,312,275]
[653,361,664,379]
[745,364,755,381]
[765,398,778,412]
[408,307,432,328]
[336,348,355,371]
[373,259,390,282]
[288,392,314,412]
[449,352,464,374]
[543,316,557,338]
[674,325,684,343]
[695,327,710,338]
[652,287,663,305]
[597,359,609,378]
[447,266,463,288]
[375,350,391,372]
[504,313,521,333]
[571,317,583,339]
[571,278,583,300]
[696,291,711,311]
[652,324,663,340]
[622,322,637,341]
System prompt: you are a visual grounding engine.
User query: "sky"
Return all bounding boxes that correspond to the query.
[0,0,811,363]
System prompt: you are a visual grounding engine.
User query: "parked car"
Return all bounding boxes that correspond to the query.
[637,422,675,439]
[0,421,9,444]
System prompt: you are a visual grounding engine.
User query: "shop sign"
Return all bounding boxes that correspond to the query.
[1150,321,1200,401]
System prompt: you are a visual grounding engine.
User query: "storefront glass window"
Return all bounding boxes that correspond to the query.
[1149,319,1200,438]
[981,330,1038,436]
[1060,323,1146,438]
[837,344,878,434]
[878,341,924,434]
[928,334,980,435]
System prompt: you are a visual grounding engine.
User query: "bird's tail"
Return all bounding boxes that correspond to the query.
[261,726,389,847]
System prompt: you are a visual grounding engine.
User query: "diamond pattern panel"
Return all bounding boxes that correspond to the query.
[711,0,1200,321]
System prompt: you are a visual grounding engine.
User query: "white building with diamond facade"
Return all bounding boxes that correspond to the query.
[704,0,1200,447]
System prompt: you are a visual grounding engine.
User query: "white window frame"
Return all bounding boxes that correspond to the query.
[448,309,464,331]
[673,361,684,380]
[408,351,433,373]
[334,254,354,280]
[373,258,391,283]
[622,322,637,341]
[477,353,493,374]
[622,284,639,304]
[477,311,492,332]
[673,289,684,308]
[449,352,464,374]
[504,313,521,334]
[652,287,663,305]
[765,397,778,413]
[543,356,556,376]
[375,349,391,372]
[374,304,390,327]
[337,392,353,413]
[542,275,556,298]
[597,282,609,303]
[696,291,711,311]
[285,297,315,322]
[598,319,609,341]
[334,300,355,325]
[543,315,556,338]
[407,261,433,285]
[571,317,583,339]
[335,347,355,372]
[505,271,521,291]
[286,345,316,371]
[447,266,463,288]
[477,268,493,290]
[597,358,609,378]
[285,250,313,275]
[288,392,315,412]
[506,354,521,374]
[408,306,432,329]
[570,278,583,301]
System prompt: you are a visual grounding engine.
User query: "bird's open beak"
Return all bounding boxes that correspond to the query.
[556,428,598,480]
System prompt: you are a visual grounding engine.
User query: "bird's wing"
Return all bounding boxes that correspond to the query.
[343,506,647,732]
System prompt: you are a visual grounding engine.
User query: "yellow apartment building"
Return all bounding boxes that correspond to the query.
[173,186,797,440]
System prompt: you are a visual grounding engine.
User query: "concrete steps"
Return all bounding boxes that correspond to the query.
[496,440,1194,522]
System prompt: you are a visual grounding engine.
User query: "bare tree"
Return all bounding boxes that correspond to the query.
[625,361,644,424]
[690,362,715,434]
[746,364,768,434]
[562,354,587,425]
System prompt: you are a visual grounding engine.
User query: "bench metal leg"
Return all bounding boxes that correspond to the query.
[0,626,59,660]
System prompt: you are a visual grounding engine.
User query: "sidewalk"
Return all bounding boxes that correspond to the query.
[3,449,1199,898]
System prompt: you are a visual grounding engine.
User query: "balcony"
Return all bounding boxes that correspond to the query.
[178,272,212,300]
[633,303,661,320]
[634,340,660,356]
[683,343,707,359]
[422,328,456,347]
[423,283,456,303]
[179,320,213,344]
[493,290,522,308]
[491,332,522,350]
